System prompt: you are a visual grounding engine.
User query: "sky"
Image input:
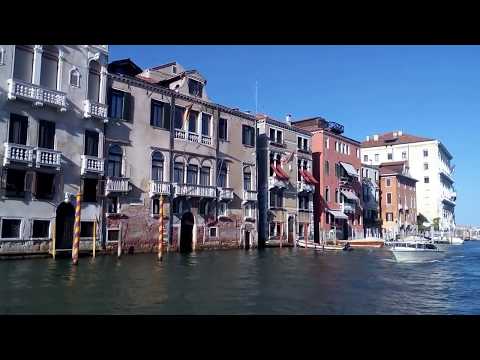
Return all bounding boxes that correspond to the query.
[109,45,480,226]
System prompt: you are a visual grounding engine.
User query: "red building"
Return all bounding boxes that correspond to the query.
[293,117,363,240]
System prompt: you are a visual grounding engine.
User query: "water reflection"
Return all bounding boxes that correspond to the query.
[0,243,479,314]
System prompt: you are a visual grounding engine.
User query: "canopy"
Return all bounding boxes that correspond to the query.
[340,162,358,177]
[341,190,359,202]
[300,169,319,185]
[271,164,289,180]
[327,209,348,219]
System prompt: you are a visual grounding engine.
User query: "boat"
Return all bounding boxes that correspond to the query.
[337,238,384,249]
[450,237,464,245]
[386,240,446,263]
[296,239,353,251]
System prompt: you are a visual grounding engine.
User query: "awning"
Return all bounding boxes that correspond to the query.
[327,209,348,219]
[340,162,358,177]
[300,169,319,185]
[341,190,359,202]
[271,164,289,180]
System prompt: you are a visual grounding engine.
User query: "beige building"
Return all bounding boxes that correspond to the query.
[104,59,258,253]
[256,114,316,246]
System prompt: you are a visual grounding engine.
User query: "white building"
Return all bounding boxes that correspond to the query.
[360,131,456,231]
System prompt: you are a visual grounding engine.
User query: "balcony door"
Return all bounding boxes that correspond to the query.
[107,145,122,178]
[38,120,55,149]
[84,130,99,157]
[13,45,34,83]
[9,114,28,145]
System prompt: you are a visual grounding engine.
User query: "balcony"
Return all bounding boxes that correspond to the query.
[7,79,67,111]
[80,155,104,175]
[173,183,216,198]
[35,148,61,170]
[297,147,312,154]
[3,143,34,166]
[83,100,108,121]
[105,177,130,195]
[297,181,314,193]
[174,129,214,147]
[268,176,288,190]
[149,181,170,197]
[439,167,454,183]
[174,129,186,140]
[218,187,234,201]
[243,190,257,202]
[442,192,456,206]
[269,139,287,148]
[341,201,356,213]
[201,135,212,145]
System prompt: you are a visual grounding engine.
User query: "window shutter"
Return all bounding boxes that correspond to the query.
[164,103,171,130]
[80,178,85,195]
[150,100,155,126]
[96,179,103,199]
[106,87,112,118]
[242,126,246,144]
[123,92,134,122]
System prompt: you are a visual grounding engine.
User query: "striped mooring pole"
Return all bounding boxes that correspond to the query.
[72,193,82,265]
[158,196,164,261]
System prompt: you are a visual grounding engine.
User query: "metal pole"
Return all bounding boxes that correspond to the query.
[279,222,283,248]
[72,193,82,265]
[117,222,122,258]
[51,220,56,259]
[158,196,164,261]
[92,220,96,259]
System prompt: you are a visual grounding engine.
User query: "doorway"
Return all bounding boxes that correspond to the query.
[288,216,294,244]
[56,202,75,250]
[180,212,194,253]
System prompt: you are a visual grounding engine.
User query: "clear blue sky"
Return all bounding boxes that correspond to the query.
[110,45,480,225]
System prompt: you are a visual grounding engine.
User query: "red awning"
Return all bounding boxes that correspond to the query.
[271,164,289,180]
[301,169,319,185]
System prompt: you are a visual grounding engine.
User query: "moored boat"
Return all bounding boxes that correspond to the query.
[387,240,446,263]
[337,238,384,248]
[450,237,464,245]
[296,239,352,251]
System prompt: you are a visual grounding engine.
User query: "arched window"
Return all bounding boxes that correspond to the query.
[40,45,59,90]
[243,166,252,191]
[13,45,34,82]
[151,151,164,181]
[88,60,101,102]
[70,68,80,87]
[107,145,122,178]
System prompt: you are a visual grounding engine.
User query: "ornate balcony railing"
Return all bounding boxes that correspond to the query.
[3,143,34,166]
[243,190,257,202]
[201,135,212,145]
[105,177,130,195]
[297,181,314,193]
[218,187,234,201]
[174,129,186,140]
[174,129,213,147]
[7,79,67,111]
[188,132,199,142]
[83,100,108,120]
[173,183,216,198]
[35,148,61,170]
[149,181,170,197]
[80,155,104,175]
[268,176,288,190]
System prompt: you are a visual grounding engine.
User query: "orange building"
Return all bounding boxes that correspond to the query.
[379,161,418,236]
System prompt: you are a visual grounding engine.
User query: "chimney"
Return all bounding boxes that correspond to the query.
[393,131,397,137]
[286,114,292,125]
[373,134,379,141]
[398,130,403,136]
[366,135,370,141]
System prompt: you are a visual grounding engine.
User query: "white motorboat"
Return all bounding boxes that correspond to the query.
[387,240,446,263]
[296,239,352,251]
[450,237,464,245]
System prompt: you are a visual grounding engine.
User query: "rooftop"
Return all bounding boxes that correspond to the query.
[256,114,311,136]
[361,131,433,148]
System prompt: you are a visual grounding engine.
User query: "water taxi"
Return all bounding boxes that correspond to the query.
[386,240,446,262]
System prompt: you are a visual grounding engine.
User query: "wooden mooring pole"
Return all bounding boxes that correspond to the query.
[92,220,96,259]
[51,220,56,259]
[72,193,82,265]
[158,196,164,261]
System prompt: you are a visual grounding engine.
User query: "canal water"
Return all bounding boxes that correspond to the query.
[1,241,480,314]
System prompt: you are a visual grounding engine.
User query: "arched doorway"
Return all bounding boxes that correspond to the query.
[56,202,75,250]
[180,212,194,253]
[288,216,294,244]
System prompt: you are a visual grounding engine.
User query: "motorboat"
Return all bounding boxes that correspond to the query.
[296,239,353,251]
[337,238,384,248]
[450,237,464,245]
[386,240,446,262]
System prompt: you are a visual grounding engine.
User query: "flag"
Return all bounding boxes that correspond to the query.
[182,104,193,130]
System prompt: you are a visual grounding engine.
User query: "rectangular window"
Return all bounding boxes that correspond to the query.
[276,130,282,144]
[209,227,217,237]
[303,138,308,151]
[363,155,368,162]
[9,113,28,145]
[219,118,228,140]
[150,100,171,129]
[188,79,203,97]
[218,202,227,216]
[109,90,125,119]
[324,160,329,176]
[200,167,210,186]
[298,223,304,236]
[386,178,391,187]
[387,193,392,204]
[107,196,119,214]
[375,154,379,162]
[325,137,329,149]
[5,169,26,197]
[107,229,120,242]
[35,172,55,200]
[242,125,255,146]
[174,162,184,183]
[423,149,428,157]
[83,178,98,203]
[270,129,276,141]
[38,120,55,149]
[201,113,210,136]
[424,163,429,170]
[84,130,99,156]
[32,220,50,238]
[424,176,430,184]
[186,164,198,184]
[244,170,252,191]
[80,222,94,238]
[13,46,34,82]
[174,106,184,129]
[1,219,21,239]
[188,110,198,133]
[402,151,407,159]
[297,137,302,149]
[325,188,329,202]
[152,198,160,215]
[386,213,393,222]
[387,153,393,160]
[40,52,58,90]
